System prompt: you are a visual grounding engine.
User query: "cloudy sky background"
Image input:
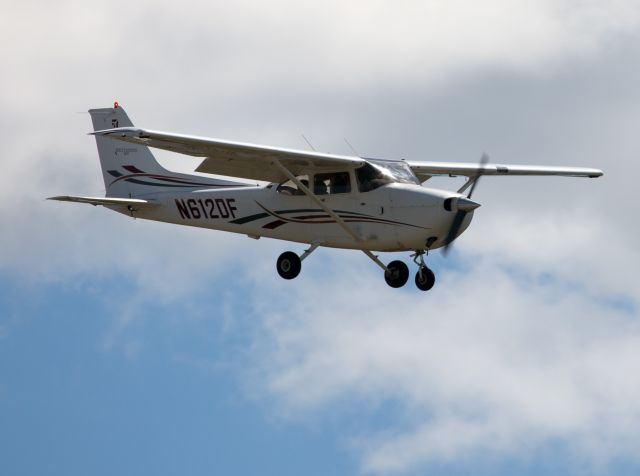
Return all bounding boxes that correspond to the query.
[2,1,640,474]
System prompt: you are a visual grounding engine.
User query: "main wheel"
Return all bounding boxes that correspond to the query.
[415,267,436,291]
[277,251,301,279]
[384,260,409,288]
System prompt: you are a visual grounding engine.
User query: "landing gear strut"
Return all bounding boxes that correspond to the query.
[412,251,435,291]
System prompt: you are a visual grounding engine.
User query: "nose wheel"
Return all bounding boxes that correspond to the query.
[415,266,435,291]
[412,251,436,291]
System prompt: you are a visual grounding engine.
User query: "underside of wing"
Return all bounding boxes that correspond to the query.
[407,161,604,182]
[47,196,158,208]
[92,128,365,183]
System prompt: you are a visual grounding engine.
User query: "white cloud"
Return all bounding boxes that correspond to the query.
[3,0,640,117]
[245,255,640,473]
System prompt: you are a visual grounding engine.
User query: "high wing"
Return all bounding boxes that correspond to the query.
[407,161,603,182]
[91,127,603,183]
[91,128,365,183]
[47,196,158,208]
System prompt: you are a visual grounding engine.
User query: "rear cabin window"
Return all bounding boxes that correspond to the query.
[277,175,309,195]
[313,172,351,195]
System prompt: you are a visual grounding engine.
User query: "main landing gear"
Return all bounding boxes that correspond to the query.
[276,243,319,280]
[384,261,409,288]
[276,251,301,279]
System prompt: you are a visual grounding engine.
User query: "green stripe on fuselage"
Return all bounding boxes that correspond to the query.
[229,212,270,224]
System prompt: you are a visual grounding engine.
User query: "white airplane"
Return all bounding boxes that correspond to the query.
[50,103,603,291]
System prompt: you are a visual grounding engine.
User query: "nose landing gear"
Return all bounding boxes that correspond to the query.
[415,265,436,291]
[412,251,435,291]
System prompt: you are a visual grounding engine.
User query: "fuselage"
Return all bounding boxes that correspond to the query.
[115,182,473,252]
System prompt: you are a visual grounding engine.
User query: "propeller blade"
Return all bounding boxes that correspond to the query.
[443,153,488,256]
[467,152,489,199]
[443,210,467,256]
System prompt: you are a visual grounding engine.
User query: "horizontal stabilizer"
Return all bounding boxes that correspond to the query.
[47,196,158,208]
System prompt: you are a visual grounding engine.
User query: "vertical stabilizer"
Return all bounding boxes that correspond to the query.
[89,104,243,197]
[89,105,171,197]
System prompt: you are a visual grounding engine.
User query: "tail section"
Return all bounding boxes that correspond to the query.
[89,104,244,198]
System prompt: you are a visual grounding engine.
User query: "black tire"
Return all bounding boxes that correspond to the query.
[384,260,409,288]
[415,267,436,291]
[277,251,301,279]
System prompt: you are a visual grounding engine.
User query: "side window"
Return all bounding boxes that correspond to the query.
[313,172,351,195]
[277,175,309,195]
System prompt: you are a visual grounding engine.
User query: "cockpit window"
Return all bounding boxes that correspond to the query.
[356,159,419,192]
[356,163,391,192]
[277,175,309,195]
[313,172,351,195]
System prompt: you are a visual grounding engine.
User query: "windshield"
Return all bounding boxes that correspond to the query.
[356,159,419,192]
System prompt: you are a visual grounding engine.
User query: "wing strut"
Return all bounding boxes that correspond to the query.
[457,177,476,195]
[272,160,388,272]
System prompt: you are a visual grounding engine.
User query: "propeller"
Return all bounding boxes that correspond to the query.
[442,153,489,255]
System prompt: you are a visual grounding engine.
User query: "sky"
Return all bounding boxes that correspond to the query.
[2,0,640,474]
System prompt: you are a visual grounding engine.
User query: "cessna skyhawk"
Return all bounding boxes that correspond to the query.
[49,104,603,291]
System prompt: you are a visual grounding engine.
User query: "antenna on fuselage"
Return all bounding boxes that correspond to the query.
[301,134,316,151]
[344,138,360,156]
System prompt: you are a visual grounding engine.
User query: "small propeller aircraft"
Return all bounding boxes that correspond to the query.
[50,103,603,291]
